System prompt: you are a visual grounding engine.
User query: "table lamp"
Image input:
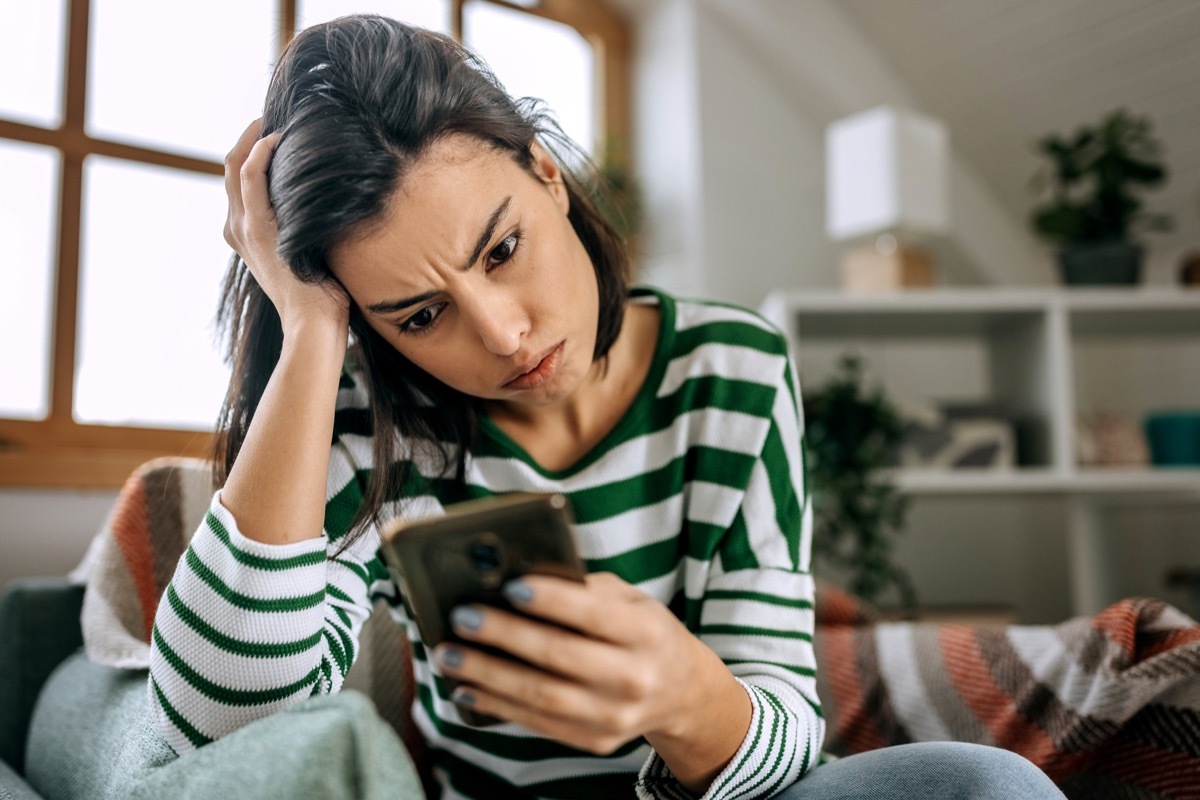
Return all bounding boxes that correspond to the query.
[826,106,949,292]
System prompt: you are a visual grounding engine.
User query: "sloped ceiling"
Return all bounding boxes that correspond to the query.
[839,0,1200,274]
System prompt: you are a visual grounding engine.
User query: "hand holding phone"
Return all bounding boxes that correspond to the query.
[379,492,586,725]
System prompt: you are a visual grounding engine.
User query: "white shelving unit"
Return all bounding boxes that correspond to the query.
[760,287,1200,615]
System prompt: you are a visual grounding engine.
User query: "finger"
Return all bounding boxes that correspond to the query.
[434,642,638,748]
[451,686,634,755]
[240,132,283,228]
[446,605,637,696]
[504,573,648,644]
[225,118,264,165]
[223,119,264,220]
[438,643,589,712]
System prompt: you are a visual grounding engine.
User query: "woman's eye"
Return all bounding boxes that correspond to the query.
[487,231,521,267]
[399,302,445,335]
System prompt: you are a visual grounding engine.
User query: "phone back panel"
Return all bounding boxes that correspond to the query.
[380,492,585,650]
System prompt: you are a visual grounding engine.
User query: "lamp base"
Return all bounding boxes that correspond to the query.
[841,244,936,292]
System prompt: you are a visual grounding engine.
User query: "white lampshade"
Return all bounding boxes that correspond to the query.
[825,106,949,242]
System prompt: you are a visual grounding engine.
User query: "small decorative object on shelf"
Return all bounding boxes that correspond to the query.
[1076,411,1150,467]
[1180,251,1200,287]
[1029,109,1172,286]
[825,106,949,293]
[1144,411,1200,467]
[840,233,936,292]
[894,400,1016,470]
[803,354,916,609]
[1178,190,1200,287]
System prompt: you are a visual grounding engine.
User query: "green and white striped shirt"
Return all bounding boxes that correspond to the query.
[149,287,823,799]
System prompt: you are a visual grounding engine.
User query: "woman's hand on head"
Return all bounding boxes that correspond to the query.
[223,118,351,337]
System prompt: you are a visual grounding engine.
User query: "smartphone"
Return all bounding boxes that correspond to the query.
[379,492,586,725]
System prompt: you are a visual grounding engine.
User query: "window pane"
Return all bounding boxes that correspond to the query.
[298,0,451,34]
[76,157,230,429]
[0,141,58,420]
[0,0,66,127]
[464,1,595,156]
[87,0,275,161]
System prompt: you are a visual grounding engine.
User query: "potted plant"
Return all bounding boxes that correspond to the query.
[804,355,916,609]
[1029,109,1172,285]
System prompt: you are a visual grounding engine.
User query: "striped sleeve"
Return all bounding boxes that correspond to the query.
[146,439,384,755]
[637,347,824,800]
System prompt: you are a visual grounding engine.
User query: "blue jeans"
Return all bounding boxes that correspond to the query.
[774,742,1066,799]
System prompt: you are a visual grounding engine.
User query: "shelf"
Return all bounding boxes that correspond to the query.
[764,286,1200,311]
[892,468,1200,497]
[1066,288,1200,337]
[762,287,1200,497]
[761,288,1053,313]
[762,289,1048,338]
[1059,287,1200,312]
[761,287,1200,616]
[763,287,1200,338]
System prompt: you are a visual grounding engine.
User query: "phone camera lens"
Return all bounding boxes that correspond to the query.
[467,541,502,574]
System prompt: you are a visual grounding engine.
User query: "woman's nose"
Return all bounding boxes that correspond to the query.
[467,294,528,356]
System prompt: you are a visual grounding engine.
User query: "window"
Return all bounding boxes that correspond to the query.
[0,0,629,488]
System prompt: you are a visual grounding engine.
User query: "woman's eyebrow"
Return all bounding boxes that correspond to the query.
[366,196,512,315]
[367,290,438,315]
[459,196,513,272]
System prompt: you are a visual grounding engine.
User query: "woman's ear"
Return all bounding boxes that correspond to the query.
[529,141,569,215]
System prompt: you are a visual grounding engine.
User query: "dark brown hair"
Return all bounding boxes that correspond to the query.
[214,15,630,548]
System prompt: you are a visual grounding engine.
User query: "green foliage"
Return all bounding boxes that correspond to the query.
[593,137,643,244]
[804,355,916,609]
[1029,109,1172,247]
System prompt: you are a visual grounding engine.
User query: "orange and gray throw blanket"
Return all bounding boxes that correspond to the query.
[815,586,1200,799]
[78,458,1200,797]
[72,457,422,762]
[71,457,215,669]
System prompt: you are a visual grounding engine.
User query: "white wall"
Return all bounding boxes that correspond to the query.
[626,0,706,296]
[0,488,116,592]
[694,6,838,301]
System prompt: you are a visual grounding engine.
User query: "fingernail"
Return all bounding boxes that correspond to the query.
[452,689,476,707]
[451,606,483,632]
[503,579,534,606]
[437,647,463,669]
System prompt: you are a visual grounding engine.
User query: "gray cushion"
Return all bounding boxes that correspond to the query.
[26,652,424,800]
[0,579,84,773]
[0,758,42,800]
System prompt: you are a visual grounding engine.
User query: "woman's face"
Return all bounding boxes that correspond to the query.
[329,134,601,412]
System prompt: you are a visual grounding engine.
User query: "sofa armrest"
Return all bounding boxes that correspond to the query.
[0,758,43,800]
[25,652,424,800]
[0,578,84,774]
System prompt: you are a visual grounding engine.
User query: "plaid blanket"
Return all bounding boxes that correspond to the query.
[76,458,1200,797]
[815,585,1200,799]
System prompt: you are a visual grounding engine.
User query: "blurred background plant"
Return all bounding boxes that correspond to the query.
[804,354,916,609]
[1029,108,1171,247]
[593,136,644,246]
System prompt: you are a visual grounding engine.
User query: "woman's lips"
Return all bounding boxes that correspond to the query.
[503,342,565,390]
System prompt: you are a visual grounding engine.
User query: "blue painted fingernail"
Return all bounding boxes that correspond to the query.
[437,647,463,669]
[451,606,484,632]
[503,579,534,605]
[452,689,476,707]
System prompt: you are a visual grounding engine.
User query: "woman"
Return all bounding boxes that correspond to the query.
[149,14,1064,800]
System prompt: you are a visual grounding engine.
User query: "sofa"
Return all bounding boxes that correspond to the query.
[2,458,1198,799]
[0,577,425,800]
